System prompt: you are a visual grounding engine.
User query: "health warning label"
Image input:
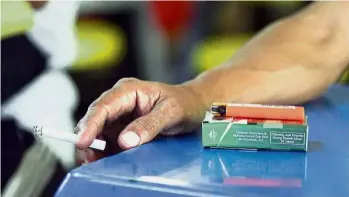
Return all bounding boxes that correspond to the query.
[232,131,269,143]
[270,132,305,145]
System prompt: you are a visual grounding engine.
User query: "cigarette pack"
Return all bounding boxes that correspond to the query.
[202,112,309,151]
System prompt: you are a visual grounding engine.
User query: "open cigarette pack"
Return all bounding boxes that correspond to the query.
[202,103,309,151]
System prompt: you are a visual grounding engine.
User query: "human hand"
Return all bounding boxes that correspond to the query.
[27,1,47,9]
[75,78,206,159]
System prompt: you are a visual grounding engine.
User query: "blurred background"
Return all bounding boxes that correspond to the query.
[1,1,349,170]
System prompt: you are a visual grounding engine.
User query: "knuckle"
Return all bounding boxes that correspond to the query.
[134,118,155,133]
[109,86,120,98]
[88,91,112,114]
[88,100,99,110]
[117,77,139,85]
[86,101,110,123]
[91,104,109,117]
[100,90,110,98]
[99,90,115,104]
[87,118,100,131]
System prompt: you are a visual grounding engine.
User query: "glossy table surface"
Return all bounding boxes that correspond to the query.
[56,85,349,197]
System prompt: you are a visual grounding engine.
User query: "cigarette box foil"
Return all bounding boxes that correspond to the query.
[202,112,309,151]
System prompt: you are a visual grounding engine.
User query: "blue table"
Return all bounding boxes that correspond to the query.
[55,85,349,197]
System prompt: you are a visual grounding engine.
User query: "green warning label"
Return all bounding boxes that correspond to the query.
[270,132,305,145]
[232,130,270,143]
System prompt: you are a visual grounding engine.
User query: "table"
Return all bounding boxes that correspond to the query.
[55,85,349,197]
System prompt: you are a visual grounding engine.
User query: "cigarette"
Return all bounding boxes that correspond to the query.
[32,126,106,151]
[211,103,305,121]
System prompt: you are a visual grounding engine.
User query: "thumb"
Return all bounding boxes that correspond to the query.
[118,108,177,150]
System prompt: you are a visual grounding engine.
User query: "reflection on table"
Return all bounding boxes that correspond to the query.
[201,149,307,188]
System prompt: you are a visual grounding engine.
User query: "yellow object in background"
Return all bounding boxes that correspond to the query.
[71,20,126,71]
[1,1,33,39]
[250,1,303,8]
[192,34,252,73]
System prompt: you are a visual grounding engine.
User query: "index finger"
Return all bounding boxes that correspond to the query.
[75,102,109,149]
[76,84,138,149]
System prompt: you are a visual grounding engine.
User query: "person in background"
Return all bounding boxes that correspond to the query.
[76,2,349,160]
[1,1,79,196]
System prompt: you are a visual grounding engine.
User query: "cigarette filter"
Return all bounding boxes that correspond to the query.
[211,103,305,121]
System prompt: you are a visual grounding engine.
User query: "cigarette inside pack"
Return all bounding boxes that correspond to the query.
[202,103,308,151]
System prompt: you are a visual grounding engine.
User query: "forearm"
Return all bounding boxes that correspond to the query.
[183,2,349,110]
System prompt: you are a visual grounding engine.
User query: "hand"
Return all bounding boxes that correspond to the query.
[27,1,47,9]
[75,78,205,154]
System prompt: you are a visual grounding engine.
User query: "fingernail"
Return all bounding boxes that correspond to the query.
[75,119,86,135]
[76,124,86,138]
[74,126,81,135]
[120,131,141,148]
[75,125,87,148]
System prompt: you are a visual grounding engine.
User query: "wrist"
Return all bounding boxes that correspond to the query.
[178,79,211,114]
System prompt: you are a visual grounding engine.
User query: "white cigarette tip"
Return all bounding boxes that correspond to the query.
[90,139,106,151]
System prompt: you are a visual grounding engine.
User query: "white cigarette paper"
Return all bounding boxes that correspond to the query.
[33,126,106,151]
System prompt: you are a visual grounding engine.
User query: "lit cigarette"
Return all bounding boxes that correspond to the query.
[33,126,106,151]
